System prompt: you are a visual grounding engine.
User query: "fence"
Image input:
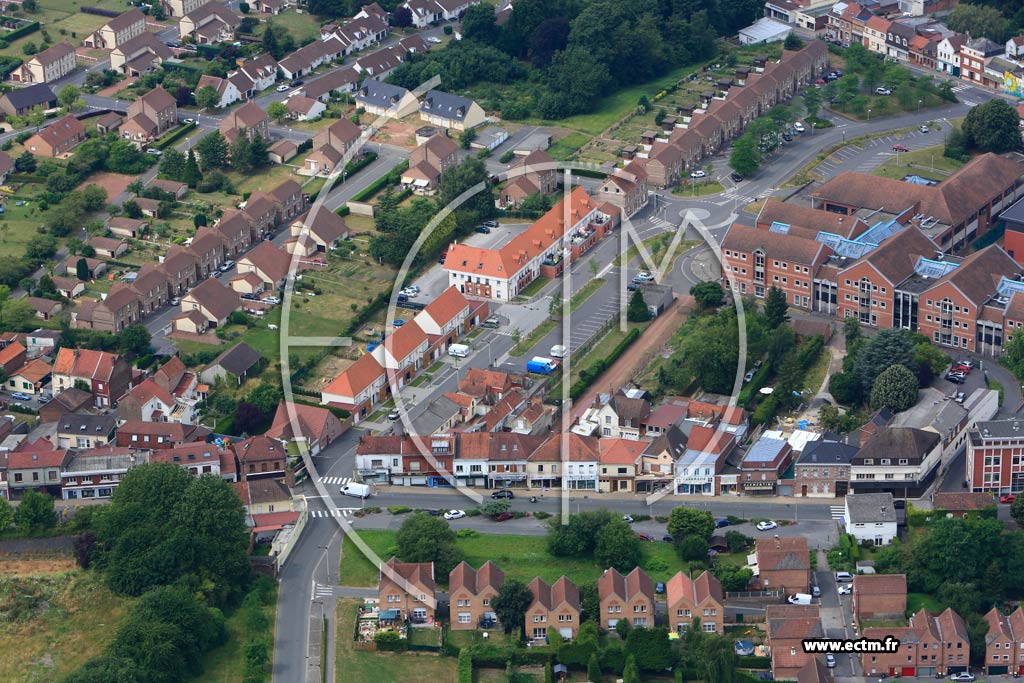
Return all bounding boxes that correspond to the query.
[727,589,782,599]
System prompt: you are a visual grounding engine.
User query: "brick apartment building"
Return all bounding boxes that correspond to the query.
[983,606,1024,675]
[861,608,969,676]
[597,567,656,630]
[448,560,503,630]
[967,419,1024,493]
[378,557,435,624]
[665,570,725,635]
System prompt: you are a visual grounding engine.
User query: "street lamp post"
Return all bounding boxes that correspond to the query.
[867,108,872,122]
[918,99,923,112]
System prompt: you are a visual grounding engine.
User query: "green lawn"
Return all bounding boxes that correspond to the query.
[509,319,557,357]
[338,530,711,589]
[906,592,947,617]
[545,133,592,161]
[517,276,550,299]
[800,343,831,395]
[871,144,964,182]
[199,584,278,683]
[260,10,323,43]
[570,322,648,385]
[0,184,47,257]
[672,180,725,197]
[337,599,458,683]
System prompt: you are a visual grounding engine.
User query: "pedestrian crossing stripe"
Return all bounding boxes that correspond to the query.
[319,476,352,486]
[830,505,845,520]
[310,508,359,518]
[313,584,335,598]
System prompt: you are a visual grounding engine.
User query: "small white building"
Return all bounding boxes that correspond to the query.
[738,17,792,45]
[843,492,898,546]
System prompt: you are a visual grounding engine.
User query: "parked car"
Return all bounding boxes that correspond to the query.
[622,515,634,523]
[387,409,400,421]
[397,293,409,303]
[475,225,491,234]
[949,673,974,682]
[276,84,290,92]
[491,490,514,499]
[957,359,975,368]
[483,315,500,328]
[633,271,655,283]
[875,87,892,95]
[146,148,163,156]
[662,535,673,543]
[263,296,281,305]
[756,520,778,531]
[438,254,446,264]
[241,293,259,301]
[835,571,854,583]
[493,512,514,522]
[291,79,304,87]
[743,370,755,383]
[690,170,707,179]
[170,297,180,305]
[714,518,731,528]
[730,172,744,182]
[221,260,235,271]
[426,36,442,44]
[482,220,498,228]
[182,118,196,125]
[1001,494,1016,504]
[444,510,466,520]
[919,125,929,133]
[946,373,965,384]
[892,144,909,152]
[655,581,666,593]
[838,584,852,595]
[782,132,793,142]
[10,392,31,401]
[793,121,806,133]
[825,654,836,669]
[637,533,655,542]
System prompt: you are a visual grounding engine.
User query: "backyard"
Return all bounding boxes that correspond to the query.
[337,528,746,589]
[337,598,458,683]
[0,182,47,257]
[0,0,140,60]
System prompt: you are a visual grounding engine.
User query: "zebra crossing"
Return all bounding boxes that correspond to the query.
[313,583,336,599]
[309,508,359,518]
[830,505,845,521]
[319,476,352,487]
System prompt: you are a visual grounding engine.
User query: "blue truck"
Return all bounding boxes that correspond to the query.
[526,357,559,374]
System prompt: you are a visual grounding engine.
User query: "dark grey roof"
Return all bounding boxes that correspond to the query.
[796,439,858,465]
[975,419,1024,439]
[58,412,116,436]
[419,89,476,123]
[1001,195,1024,226]
[856,426,939,461]
[4,83,56,111]
[210,342,262,377]
[355,78,411,110]
[845,492,897,523]
[643,424,687,459]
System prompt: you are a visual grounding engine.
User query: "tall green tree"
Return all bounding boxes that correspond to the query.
[159,148,187,181]
[267,101,289,123]
[14,490,57,531]
[623,654,640,683]
[764,286,789,328]
[802,87,823,119]
[195,85,220,110]
[852,328,916,390]
[0,496,14,532]
[195,131,229,170]
[962,99,1021,154]
[691,281,725,311]
[946,3,1008,42]
[182,149,202,187]
[728,135,760,177]
[870,363,920,412]
[626,626,674,671]
[704,635,739,683]
[395,512,464,576]
[492,578,534,635]
[594,519,643,572]
[119,325,151,356]
[587,653,602,683]
[627,289,651,322]
[76,257,90,281]
[667,507,714,543]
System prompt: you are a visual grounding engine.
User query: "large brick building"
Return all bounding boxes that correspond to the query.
[597,567,655,630]
[852,574,907,624]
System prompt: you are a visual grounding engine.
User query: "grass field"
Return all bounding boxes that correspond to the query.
[570,322,648,385]
[337,599,458,683]
[0,0,127,59]
[0,571,133,683]
[200,584,278,683]
[338,529,734,589]
[545,133,592,161]
[906,592,947,617]
[871,144,964,182]
[0,183,47,257]
[261,10,322,43]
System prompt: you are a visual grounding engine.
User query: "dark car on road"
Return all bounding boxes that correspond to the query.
[492,512,514,522]
[730,172,743,183]
[491,490,514,499]
[637,533,655,542]
[475,225,491,234]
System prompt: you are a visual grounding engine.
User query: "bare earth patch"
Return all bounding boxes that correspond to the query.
[85,172,134,200]
[0,557,78,577]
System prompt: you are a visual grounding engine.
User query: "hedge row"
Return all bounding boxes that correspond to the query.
[1,18,39,42]
[80,6,120,16]
[568,327,640,400]
[0,56,20,80]
[342,149,377,177]
[155,121,198,150]
[350,159,409,202]
[8,172,45,183]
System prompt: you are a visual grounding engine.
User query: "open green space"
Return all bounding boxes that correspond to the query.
[200,583,278,683]
[509,319,557,357]
[673,180,725,197]
[0,571,134,682]
[871,144,965,182]
[338,529,742,589]
[258,10,323,43]
[570,321,648,386]
[516,275,550,299]
[0,0,127,59]
[337,599,458,683]
[906,592,947,617]
[545,133,592,161]
[0,184,47,257]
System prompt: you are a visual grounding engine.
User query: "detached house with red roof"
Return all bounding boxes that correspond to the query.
[526,576,581,641]
[449,560,504,630]
[320,352,388,423]
[233,435,287,480]
[379,557,436,624]
[666,570,725,634]
[983,606,1024,675]
[265,401,346,455]
[53,348,131,408]
[766,604,824,679]
[598,567,655,629]
[413,286,486,357]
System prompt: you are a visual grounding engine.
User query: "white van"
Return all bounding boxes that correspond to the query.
[550,345,567,358]
[448,343,469,358]
[340,483,371,499]
[787,593,813,605]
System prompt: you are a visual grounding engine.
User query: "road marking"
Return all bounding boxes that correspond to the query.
[310,508,359,518]
[313,583,336,599]
[830,505,845,521]
[319,476,352,486]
